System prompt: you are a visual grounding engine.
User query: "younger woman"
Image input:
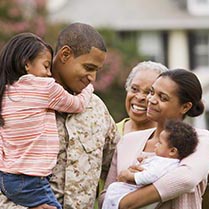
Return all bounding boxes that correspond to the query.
[100,69,209,209]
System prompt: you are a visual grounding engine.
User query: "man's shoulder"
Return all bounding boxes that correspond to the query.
[87,93,110,112]
[66,93,113,121]
[90,93,106,105]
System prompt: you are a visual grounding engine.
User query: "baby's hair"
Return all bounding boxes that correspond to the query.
[0,32,53,126]
[164,120,198,160]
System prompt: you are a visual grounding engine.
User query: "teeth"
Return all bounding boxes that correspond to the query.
[132,104,146,111]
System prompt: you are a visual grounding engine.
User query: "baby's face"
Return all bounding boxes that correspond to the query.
[155,130,171,158]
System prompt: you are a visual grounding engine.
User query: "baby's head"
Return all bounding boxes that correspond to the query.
[155,120,198,160]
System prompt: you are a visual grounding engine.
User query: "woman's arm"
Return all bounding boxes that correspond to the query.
[119,184,160,209]
[153,129,209,202]
[119,129,209,208]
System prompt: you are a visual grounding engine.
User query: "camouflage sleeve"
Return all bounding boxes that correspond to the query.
[0,192,26,209]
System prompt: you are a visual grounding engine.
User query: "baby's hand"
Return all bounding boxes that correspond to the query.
[117,169,135,184]
[128,164,144,173]
[136,156,144,163]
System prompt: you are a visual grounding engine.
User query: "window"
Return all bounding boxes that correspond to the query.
[137,32,165,64]
[192,31,209,69]
[187,0,209,15]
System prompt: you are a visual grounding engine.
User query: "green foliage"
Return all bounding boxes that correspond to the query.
[95,28,141,121]
[44,22,70,49]
[0,0,47,48]
[96,83,127,122]
[99,28,140,66]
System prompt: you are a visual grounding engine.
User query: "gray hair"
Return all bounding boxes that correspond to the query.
[125,61,168,90]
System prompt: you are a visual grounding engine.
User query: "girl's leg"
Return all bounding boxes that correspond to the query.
[0,172,61,209]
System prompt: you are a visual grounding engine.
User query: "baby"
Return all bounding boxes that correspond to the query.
[102,120,198,209]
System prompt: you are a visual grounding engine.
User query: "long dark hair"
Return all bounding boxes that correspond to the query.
[159,69,204,118]
[0,32,53,126]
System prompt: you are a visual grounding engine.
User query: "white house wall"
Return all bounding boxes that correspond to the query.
[168,30,189,69]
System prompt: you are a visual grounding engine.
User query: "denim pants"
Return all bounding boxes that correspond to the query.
[0,171,62,208]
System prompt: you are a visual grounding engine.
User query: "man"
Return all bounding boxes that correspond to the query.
[0,23,120,209]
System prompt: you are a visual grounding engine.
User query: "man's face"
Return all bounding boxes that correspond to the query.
[55,47,106,93]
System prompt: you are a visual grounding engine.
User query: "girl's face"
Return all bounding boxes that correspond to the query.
[147,76,187,123]
[125,70,159,124]
[26,50,52,77]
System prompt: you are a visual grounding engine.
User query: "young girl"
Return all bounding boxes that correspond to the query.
[0,32,94,208]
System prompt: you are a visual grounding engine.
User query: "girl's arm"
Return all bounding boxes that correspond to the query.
[48,80,94,113]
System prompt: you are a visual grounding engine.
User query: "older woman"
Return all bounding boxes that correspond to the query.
[101,69,209,209]
[117,61,168,136]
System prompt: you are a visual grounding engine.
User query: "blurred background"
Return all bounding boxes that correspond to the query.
[1,0,209,128]
[0,0,209,207]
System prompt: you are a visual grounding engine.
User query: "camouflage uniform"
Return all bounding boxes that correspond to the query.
[0,94,120,209]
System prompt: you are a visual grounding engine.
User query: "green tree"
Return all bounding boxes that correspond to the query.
[0,0,47,48]
[95,29,141,121]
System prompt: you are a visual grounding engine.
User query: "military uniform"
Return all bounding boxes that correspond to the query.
[0,94,120,209]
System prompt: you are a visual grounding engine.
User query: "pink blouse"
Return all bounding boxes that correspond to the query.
[101,128,209,209]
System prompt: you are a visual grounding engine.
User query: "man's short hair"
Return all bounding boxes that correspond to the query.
[55,22,107,57]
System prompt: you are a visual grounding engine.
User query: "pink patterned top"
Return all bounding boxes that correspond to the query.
[0,74,93,176]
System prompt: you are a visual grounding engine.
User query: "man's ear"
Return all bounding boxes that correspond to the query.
[59,45,73,64]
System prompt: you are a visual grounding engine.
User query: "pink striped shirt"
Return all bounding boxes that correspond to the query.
[0,74,93,176]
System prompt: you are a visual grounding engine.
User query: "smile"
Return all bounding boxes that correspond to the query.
[147,106,159,113]
[131,104,147,111]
